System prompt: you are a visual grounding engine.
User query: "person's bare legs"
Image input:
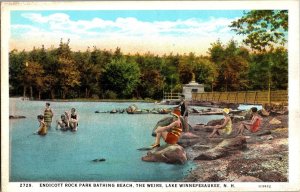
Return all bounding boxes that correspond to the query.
[71,121,77,131]
[69,119,78,131]
[184,116,189,132]
[235,123,250,136]
[153,126,168,147]
[208,128,220,138]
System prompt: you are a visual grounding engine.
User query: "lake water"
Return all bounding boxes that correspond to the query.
[9,98,224,182]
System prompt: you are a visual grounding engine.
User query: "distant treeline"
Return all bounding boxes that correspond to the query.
[9,39,287,100]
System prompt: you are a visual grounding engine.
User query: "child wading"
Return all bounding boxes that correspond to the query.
[150,109,182,148]
[35,115,48,136]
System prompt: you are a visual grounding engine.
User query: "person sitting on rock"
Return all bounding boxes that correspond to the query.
[204,108,232,138]
[35,115,47,136]
[236,107,262,136]
[56,114,70,131]
[150,109,182,148]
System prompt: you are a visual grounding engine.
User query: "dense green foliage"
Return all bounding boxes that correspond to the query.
[9,39,287,100]
[229,10,288,92]
[10,9,289,100]
[101,58,140,98]
[9,40,288,99]
[230,10,288,51]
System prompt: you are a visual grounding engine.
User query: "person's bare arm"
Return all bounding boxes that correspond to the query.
[215,117,229,129]
[206,117,229,129]
[242,116,256,126]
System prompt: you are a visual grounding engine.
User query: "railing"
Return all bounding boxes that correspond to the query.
[192,90,288,105]
[163,92,181,101]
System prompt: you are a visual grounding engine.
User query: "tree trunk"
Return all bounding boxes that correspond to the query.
[85,87,88,98]
[62,90,66,99]
[38,90,41,100]
[23,86,26,98]
[51,89,55,99]
[30,86,33,99]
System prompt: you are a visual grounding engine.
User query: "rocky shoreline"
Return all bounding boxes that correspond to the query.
[142,108,288,182]
[182,112,288,182]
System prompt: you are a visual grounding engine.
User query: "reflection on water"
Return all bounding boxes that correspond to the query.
[9,98,221,182]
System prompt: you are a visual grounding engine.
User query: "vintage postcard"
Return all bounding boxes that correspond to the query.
[1,1,299,192]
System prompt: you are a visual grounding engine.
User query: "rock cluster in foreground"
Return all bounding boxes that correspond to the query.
[141,107,288,182]
[181,113,288,182]
[141,144,187,164]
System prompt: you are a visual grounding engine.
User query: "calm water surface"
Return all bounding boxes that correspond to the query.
[9,98,222,182]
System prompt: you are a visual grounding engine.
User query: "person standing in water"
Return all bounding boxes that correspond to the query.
[56,114,70,131]
[69,108,79,131]
[35,115,47,136]
[44,102,54,128]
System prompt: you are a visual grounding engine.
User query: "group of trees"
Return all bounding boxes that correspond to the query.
[9,10,288,100]
[9,40,288,100]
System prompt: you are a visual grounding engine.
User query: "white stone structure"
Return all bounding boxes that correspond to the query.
[182,80,205,100]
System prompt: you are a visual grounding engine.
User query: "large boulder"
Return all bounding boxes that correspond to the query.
[180,132,200,139]
[192,118,223,133]
[207,119,224,126]
[177,132,203,148]
[261,115,288,130]
[269,118,281,125]
[151,116,191,136]
[194,136,247,160]
[151,117,173,136]
[141,144,187,164]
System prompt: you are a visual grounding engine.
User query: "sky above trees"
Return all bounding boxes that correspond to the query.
[10,10,245,55]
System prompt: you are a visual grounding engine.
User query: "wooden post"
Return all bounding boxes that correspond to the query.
[268,69,271,104]
[254,92,258,104]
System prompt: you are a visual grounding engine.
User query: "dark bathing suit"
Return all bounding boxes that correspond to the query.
[179,102,188,117]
